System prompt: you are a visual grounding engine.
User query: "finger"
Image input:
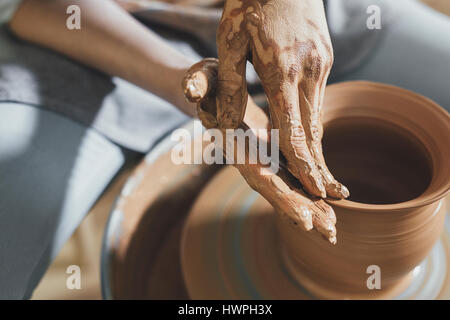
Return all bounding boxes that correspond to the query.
[216,7,250,129]
[238,163,314,233]
[182,58,219,128]
[298,77,349,199]
[311,200,337,244]
[237,161,337,244]
[267,81,326,198]
[182,59,268,131]
[182,58,218,103]
[275,165,337,244]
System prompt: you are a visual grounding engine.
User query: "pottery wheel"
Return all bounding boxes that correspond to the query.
[101,121,220,299]
[181,166,450,300]
[102,121,450,300]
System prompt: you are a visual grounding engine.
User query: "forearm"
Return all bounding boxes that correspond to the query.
[9,0,196,115]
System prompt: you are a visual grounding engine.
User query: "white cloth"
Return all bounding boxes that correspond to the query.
[0,0,22,24]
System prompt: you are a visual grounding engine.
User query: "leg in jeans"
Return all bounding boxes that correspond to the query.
[334,0,450,111]
[0,102,131,299]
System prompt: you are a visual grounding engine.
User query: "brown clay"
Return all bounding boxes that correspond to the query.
[278,81,450,298]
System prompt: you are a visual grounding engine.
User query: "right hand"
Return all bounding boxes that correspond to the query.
[215,0,349,199]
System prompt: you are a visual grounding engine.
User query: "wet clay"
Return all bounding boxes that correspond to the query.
[181,81,450,299]
[103,82,449,299]
[183,58,338,243]
[277,81,450,298]
[322,117,433,204]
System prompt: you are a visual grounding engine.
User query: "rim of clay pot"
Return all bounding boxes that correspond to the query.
[324,81,450,212]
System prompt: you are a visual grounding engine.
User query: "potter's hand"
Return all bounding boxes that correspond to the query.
[182,58,337,244]
[216,0,349,199]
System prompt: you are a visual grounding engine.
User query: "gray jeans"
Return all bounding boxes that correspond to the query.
[0,102,133,299]
[334,0,450,111]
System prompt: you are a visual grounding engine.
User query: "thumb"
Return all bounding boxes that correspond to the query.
[182,58,220,129]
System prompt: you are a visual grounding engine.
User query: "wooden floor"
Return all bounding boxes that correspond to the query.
[31,0,450,300]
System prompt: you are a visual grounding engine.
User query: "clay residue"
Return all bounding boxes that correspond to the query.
[215,0,348,200]
[182,58,338,244]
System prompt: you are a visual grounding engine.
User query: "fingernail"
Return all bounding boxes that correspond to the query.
[327,182,350,199]
[315,180,327,198]
[328,236,337,245]
[339,184,350,198]
[297,206,313,231]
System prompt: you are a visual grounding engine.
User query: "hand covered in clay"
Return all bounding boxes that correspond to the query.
[183,58,337,244]
[216,0,349,199]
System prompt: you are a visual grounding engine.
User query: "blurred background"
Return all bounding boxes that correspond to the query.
[31,0,450,300]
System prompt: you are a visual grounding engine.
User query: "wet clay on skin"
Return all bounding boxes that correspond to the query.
[216,0,348,200]
[182,0,353,243]
[183,59,338,244]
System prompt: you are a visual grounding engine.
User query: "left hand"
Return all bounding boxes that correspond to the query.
[182,58,338,244]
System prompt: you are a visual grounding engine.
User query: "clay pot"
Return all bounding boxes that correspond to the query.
[103,81,449,300]
[278,81,450,299]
